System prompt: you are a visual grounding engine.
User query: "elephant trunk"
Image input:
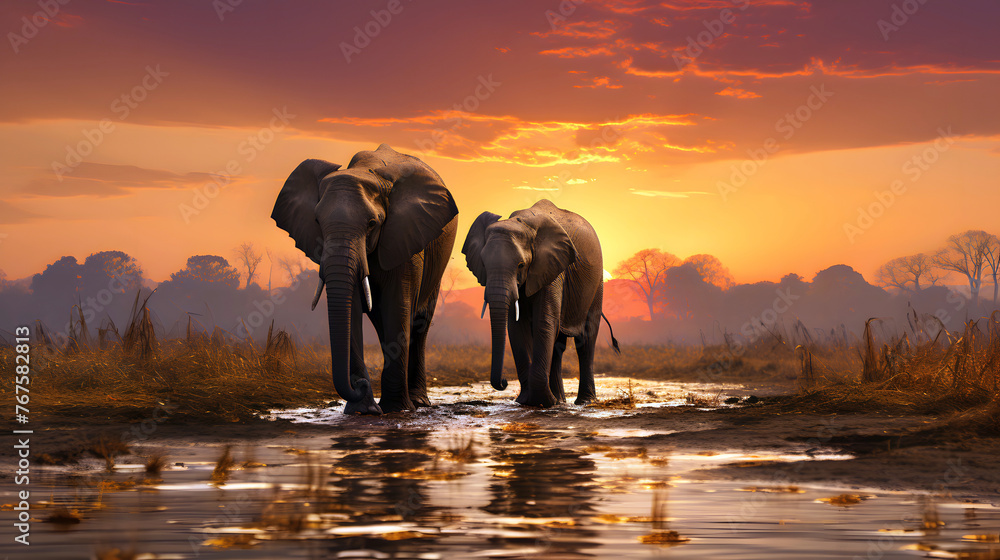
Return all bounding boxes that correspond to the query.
[323,243,369,403]
[488,303,510,391]
[486,272,517,391]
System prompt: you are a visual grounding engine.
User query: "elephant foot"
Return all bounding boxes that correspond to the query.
[379,397,417,414]
[574,394,595,406]
[411,394,432,408]
[517,390,558,408]
[343,399,383,415]
[342,381,382,415]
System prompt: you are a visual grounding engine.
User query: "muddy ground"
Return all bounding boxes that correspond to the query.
[8,385,999,505]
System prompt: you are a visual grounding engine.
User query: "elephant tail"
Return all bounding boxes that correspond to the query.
[601,313,621,355]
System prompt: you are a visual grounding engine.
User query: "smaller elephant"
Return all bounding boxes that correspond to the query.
[463,199,619,407]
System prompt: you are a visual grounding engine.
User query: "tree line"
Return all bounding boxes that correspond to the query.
[2,229,997,347]
[612,229,999,323]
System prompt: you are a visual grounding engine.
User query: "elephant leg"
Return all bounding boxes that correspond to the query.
[376,268,415,413]
[574,333,598,405]
[408,309,432,407]
[549,333,568,403]
[509,315,533,402]
[521,280,562,408]
[409,221,455,407]
[575,293,602,406]
[344,294,382,415]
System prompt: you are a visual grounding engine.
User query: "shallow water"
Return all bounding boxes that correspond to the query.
[5,379,999,559]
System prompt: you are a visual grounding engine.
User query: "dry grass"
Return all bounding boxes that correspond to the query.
[685,391,722,407]
[87,434,129,472]
[144,451,168,477]
[440,434,477,463]
[0,341,335,423]
[423,341,801,387]
[93,547,139,560]
[818,493,872,507]
[45,507,82,525]
[0,298,335,424]
[639,488,689,546]
[211,446,235,485]
[4,297,1000,433]
[784,316,1000,434]
[591,379,638,409]
[499,422,540,433]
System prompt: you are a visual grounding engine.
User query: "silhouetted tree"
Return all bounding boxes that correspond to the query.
[437,265,473,315]
[682,254,734,289]
[876,253,940,294]
[83,250,144,292]
[934,230,996,306]
[779,273,808,289]
[613,249,680,320]
[31,256,84,298]
[169,255,240,288]
[983,236,1000,305]
[805,264,891,328]
[277,254,311,287]
[661,263,723,320]
[234,242,263,289]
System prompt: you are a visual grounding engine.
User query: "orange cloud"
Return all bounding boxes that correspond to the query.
[621,56,1000,82]
[318,112,707,167]
[716,86,761,99]
[539,45,616,58]
[532,20,623,39]
[573,76,624,89]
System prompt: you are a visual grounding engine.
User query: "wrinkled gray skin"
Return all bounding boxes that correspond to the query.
[272,144,458,415]
[463,199,613,408]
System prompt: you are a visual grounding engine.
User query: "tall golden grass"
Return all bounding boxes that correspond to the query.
[788,314,1000,434]
[0,297,334,423]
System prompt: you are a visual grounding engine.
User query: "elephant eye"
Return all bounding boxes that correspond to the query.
[517,262,525,270]
[367,219,378,231]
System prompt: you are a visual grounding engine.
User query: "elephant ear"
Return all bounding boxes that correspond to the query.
[377,163,459,271]
[461,211,501,286]
[525,213,577,297]
[272,159,341,264]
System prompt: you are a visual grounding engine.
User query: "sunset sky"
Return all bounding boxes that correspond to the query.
[1,0,998,287]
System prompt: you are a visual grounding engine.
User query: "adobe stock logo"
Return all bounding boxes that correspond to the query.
[7,0,71,54]
[672,0,751,70]
[877,0,932,41]
[843,127,957,244]
[51,65,169,181]
[717,84,834,201]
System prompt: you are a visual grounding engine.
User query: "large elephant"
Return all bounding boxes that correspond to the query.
[272,144,458,415]
[462,199,618,408]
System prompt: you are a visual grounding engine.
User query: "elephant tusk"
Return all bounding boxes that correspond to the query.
[481,301,488,319]
[311,277,325,311]
[514,300,519,322]
[362,276,373,312]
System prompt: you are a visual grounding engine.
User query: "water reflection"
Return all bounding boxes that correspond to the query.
[483,428,599,557]
[12,399,1000,560]
[317,429,472,557]
[330,430,435,520]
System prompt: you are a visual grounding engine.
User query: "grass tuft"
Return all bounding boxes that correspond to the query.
[211,446,235,485]
[144,451,168,477]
